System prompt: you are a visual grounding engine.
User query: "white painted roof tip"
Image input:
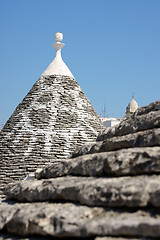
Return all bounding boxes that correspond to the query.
[54,32,63,42]
[41,32,74,78]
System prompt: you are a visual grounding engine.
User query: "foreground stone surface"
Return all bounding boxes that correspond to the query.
[0,236,52,240]
[36,147,160,179]
[95,238,152,240]
[1,100,160,239]
[0,234,154,240]
[0,235,94,240]
[0,236,153,240]
[97,100,160,141]
[1,202,160,238]
[135,100,160,116]
[95,238,153,240]
[73,128,160,157]
[5,175,160,208]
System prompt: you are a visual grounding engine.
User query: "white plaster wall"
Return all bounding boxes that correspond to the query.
[102,118,122,128]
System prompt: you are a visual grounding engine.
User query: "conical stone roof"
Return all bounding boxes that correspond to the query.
[0,32,105,193]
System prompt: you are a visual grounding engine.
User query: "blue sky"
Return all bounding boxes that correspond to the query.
[0,0,160,127]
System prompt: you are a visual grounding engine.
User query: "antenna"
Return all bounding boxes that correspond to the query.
[103,99,106,118]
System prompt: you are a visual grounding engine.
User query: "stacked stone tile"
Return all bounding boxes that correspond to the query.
[0,99,160,240]
[0,33,105,193]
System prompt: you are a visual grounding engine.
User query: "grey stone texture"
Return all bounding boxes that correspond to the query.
[97,100,160,141]
[1,203,160,238]
[95,238,151,240]
[0,74,105,193]
[0,100,160,240]
[36,147,160,178]
[0,236,54,240]
[72,128,160,157]
[5,175,160,207]
[0,236,151,240]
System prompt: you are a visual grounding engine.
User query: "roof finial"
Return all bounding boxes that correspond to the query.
[41,32,73,77]
[54,32,63,42]
[52,32,65,54]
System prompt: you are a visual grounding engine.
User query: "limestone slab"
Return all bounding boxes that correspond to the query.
[73,128,160,157]
[100,128,160,152]
[0,203,160,238]
[5,175,160,208]
[0,236,152,240]
[95,238,151,240]
[135,100,160,116]
[97,102,160,141]
[36,147,160,179]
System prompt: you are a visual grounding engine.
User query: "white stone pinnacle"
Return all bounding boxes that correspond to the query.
[54,32,63,42]
[41,32,74,77]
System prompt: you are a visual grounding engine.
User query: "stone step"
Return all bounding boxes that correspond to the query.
[0,234,54,240]
[0,235,152,240]
[5,175,160,208]
[97,102,160,141]
[36,147,160,179]
[0,234,92,240]
[100,128,160,152]
[72,128,160,158]
[135,100,160,116]
[1,202,160,238]
[95,237,152,240]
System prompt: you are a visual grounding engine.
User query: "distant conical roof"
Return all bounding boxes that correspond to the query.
[0,32,105,193]
[126,96,139,114]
